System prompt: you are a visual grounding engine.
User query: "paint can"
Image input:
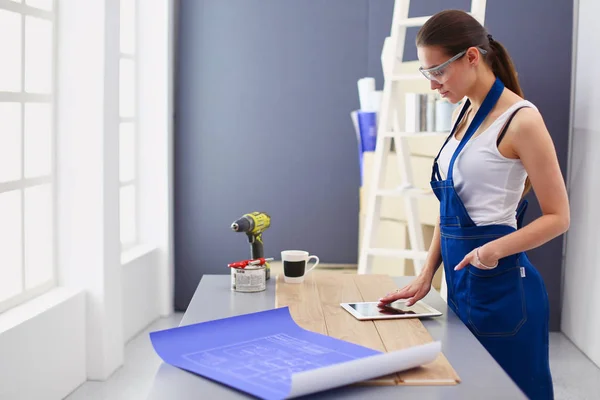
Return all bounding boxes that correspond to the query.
[230,264,266,293]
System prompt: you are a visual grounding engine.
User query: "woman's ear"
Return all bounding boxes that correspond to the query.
[466,47,481,66]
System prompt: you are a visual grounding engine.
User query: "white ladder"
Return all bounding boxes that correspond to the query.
[357,0,488,298]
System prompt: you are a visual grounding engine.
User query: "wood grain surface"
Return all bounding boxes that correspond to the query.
[275,271,460,386]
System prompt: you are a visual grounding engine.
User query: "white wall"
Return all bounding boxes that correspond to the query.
[122,248,160,343]
[561,0,600,369]
[0,290,86,399]
[137,0,176,318]
[57,0,124,380]
[121,0,175,346]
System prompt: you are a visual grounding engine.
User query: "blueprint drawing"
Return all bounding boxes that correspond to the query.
[150,307,440,400]
[182,333,358,396]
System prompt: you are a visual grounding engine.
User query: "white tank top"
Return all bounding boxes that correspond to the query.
[437,100,536,229]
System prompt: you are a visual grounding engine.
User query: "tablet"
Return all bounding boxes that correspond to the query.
[340,300,443,321]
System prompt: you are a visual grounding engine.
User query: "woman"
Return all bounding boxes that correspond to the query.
[377,9,569,400]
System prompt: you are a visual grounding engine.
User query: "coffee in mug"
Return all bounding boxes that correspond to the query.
[281,250,319,283]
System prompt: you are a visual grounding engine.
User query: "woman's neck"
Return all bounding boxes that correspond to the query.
[466,69,497,111]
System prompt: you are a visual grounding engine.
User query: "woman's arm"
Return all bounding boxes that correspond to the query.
[378,217,442,306]
[421,217,443,279]
[421,102,464,277]
[455,108,570,270]
[378,104,461,304]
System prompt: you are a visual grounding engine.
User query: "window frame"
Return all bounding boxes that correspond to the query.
[119,0,139,251]
[0,0,58,314]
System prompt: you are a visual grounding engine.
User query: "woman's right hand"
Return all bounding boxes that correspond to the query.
[377,273,434,307]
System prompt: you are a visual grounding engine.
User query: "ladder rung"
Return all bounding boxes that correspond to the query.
[397,16,431,27]
[390,73,423,81]
[376,187,434,198]
[396,12,475,28]
[366,248,429,260]
[382,130,450,138]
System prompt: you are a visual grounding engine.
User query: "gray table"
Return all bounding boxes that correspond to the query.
[147,275,526,399]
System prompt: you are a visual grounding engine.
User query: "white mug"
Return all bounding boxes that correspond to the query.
[281,250,319,283]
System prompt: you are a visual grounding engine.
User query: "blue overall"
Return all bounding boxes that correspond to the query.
[431,77,553,399]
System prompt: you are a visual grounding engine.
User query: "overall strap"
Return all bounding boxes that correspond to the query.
[447,77,505,180]
[431,99,471,181]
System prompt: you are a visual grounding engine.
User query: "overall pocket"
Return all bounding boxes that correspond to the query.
[440,216,460,227]
[467,256,527,337]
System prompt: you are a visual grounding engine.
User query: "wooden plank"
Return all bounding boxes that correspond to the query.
[274,272,460,386]
[274,273,328,335]
[315,272,386,351]
[314,272,397,386]
[352,274,460,385]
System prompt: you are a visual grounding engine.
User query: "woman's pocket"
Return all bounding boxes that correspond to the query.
[440,216,460,227]
[467,255,527,337]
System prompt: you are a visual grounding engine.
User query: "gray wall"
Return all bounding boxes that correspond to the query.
[174,0,367,310]
[175,0,573,332]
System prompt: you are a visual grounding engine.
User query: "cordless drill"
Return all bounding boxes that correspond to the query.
[231,212,271,280]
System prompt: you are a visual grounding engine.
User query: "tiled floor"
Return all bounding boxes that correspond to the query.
[549,331,600,400]
[64,312,600,400]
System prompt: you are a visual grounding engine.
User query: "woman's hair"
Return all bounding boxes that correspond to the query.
[416,9,523,97]
[416,9,532,197]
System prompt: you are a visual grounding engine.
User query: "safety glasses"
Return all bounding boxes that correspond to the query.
[418,47,488,82]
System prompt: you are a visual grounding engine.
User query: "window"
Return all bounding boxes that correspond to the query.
[119,0,137,250]
[0,0,56,314]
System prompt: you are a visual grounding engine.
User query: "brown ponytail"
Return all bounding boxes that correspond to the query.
[487,38,523,97]
[416,9,531,197]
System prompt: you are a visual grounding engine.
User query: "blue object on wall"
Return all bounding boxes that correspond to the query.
[357,111,377,153]
[356,111,377,186]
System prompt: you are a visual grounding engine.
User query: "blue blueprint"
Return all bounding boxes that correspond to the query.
[149,307,382,400]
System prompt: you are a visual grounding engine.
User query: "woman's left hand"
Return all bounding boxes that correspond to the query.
[454,246,498,271]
